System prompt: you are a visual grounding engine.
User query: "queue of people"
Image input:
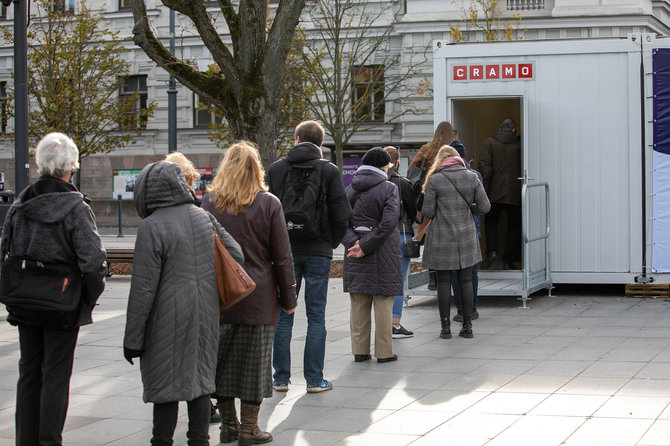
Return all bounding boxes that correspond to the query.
[1,118,511,445]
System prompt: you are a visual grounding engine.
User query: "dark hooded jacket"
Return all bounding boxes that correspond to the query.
[479,130,522,206]
[388,171,416,237]
[123,162,243,404]
[266,142,352,258]
[1,176,107,328]
[342,166,402,296]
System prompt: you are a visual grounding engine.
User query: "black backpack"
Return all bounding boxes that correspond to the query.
[279,159,328,241]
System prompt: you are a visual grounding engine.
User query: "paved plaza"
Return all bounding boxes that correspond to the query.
[0,233,669,445]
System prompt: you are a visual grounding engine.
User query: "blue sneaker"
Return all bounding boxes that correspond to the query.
[272,380,289,392]
[306,379,333,393]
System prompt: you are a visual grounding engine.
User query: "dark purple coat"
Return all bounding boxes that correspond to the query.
[342,166,402,296]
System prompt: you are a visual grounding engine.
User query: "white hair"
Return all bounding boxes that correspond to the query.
[35,132,80,178]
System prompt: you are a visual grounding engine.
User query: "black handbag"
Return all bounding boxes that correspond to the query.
[0,210,83,328]
[401,222,421,258]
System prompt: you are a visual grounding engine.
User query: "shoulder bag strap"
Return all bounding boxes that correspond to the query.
[441,170,471,208]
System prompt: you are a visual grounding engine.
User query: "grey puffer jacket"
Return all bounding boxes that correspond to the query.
[123,162,243,404]
[1,176,107,328]
[342,166,402,296]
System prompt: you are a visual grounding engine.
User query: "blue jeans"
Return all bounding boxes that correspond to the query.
[393,233,412,319]
[273,255,331,387]
[452,263,479,314]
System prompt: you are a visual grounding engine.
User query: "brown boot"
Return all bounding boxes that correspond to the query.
[217,400,239,443]
[239,402,272,445]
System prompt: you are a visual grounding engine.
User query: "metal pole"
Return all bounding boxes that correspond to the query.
[14,0,29,194]
[117,194,124,237]
[167,8,176,153]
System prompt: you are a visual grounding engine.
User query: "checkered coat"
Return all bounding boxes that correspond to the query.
[421,165,490,270]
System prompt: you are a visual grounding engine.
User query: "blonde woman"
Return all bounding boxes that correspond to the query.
[165,151,202,205]
[202,141,296,445]
[421,146,490,339]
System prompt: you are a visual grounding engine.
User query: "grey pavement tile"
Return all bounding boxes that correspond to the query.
[413,413,521,446]
[333,432,419,446]
[498,375,573,393]
[404,389,490,413]
[526,359,593,377]
[486,415,587,446]
[262,403,331,431]
[528,394,610,417]
[467,392,550,415]
[295,407,393,432]
[617,378,670,397]
[67,395,148,418]
[593,395,670,419]
[341,388,431,411]
[363,409,451,435]
[562,417,653,446]
[0,372,15,391]
[651,348,670,362]
[0,407,14,431]
[638,419,670,445]
[469,359,537,376]
[556,377,629,396]
[439,374,517,392]
[579,360,647,379]
[324,369,408,389]
[63,418,149,445]
[421,357,488,374]
[392,371,463,391]
[270,429,348,446]
[64,415,105,432]
[602,347,663,362]
[636,362,670,379]
[0,391,13,410]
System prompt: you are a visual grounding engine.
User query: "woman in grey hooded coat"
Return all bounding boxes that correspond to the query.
[123,161,243,446]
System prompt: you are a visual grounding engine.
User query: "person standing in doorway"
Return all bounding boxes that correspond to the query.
[384,146,416,338]
[479,118,522,270]
[267,120,352,394]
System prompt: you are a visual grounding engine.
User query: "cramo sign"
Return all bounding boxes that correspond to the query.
[452,63,534,81]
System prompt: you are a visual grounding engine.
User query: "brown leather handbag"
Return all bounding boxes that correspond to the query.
[213,230,256,310]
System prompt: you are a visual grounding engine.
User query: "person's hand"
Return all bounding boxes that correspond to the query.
[283,307,296,315]
[124,347,143,365]
[347,240,364,258]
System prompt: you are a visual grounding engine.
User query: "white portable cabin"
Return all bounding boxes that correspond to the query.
[408,34,670,304]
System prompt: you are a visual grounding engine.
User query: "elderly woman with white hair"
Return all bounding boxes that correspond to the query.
[0,132,107,445]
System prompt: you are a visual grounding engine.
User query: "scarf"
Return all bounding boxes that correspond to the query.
[437,156,466,171]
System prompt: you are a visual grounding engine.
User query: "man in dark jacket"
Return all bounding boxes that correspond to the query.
[383,146,416,338]
[267,120,351,394]
[479,118,522,270]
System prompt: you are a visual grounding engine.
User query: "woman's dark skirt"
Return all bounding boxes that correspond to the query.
[215,324,275,401]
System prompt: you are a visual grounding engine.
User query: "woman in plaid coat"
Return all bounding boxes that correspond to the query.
[421,146,490,339]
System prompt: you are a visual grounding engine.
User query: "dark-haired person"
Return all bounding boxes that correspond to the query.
[266,120,351,394]
[343,147,401,363]
[479,118,522,270]
[2,132,107,446]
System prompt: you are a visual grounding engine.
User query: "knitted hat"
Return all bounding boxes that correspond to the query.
[362,147,391,169]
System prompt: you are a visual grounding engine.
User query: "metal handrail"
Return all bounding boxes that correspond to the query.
[521,182,551,294]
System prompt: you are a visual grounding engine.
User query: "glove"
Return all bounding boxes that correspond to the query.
[124,347,143,365]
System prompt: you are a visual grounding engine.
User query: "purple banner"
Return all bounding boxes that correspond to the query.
[342,157,362,188]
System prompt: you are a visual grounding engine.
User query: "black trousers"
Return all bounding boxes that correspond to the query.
[151,394,211,446]
[436,268,473,321]
[485,203,521,262]
[16,324,79,446]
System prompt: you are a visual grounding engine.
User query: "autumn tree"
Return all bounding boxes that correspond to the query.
[450,0,523,42]
[1,0,155,189]
[299,0,426,170]
[202,23,313,156]
[129,0,306,167]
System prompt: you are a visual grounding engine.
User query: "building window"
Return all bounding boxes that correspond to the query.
[1,5,7,20]
[52,0,75,14]
[119,0,131,10]
[120,75,149,129]
[352,65,384,122]
[0,82,7,134]
[194,94,222,128]
[507,0,544,11]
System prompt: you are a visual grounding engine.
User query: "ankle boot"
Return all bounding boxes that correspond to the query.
[440,317,451,339]
[239,402,272,445]
[217,401,239,443]
[459,318,473,338]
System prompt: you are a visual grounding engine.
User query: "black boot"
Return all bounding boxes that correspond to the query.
[428,270,437,290]
[459,318,473,338]
[440,317,451,339]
